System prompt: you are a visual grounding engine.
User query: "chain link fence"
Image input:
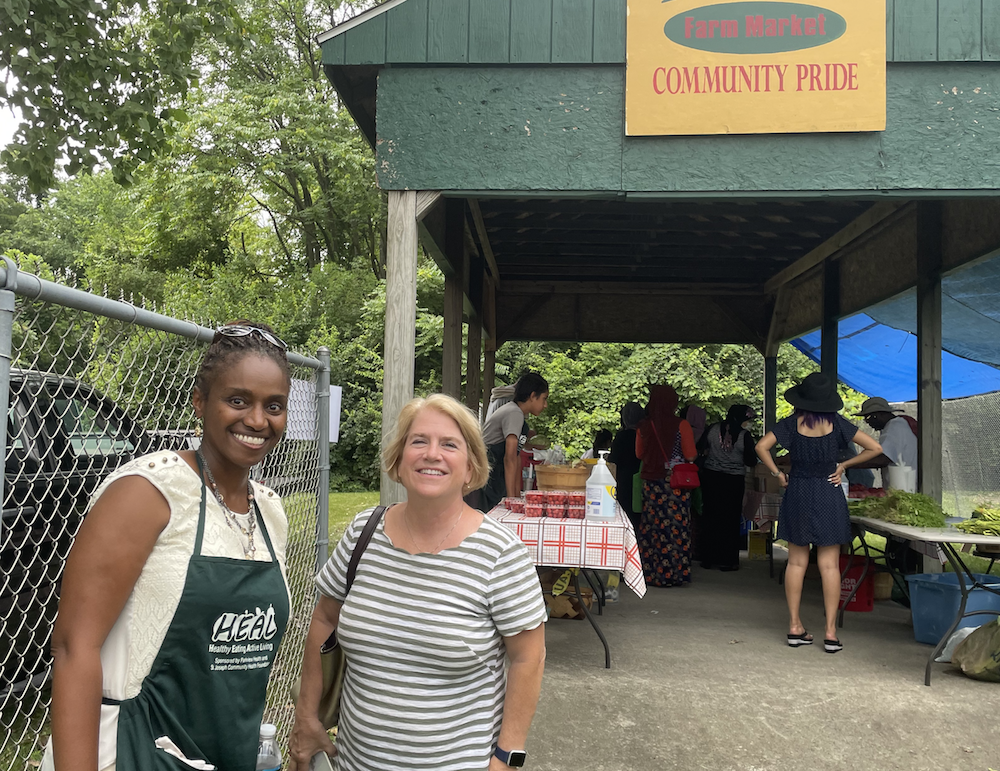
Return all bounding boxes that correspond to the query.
[0,264,329,770]
[890,395,1000,517]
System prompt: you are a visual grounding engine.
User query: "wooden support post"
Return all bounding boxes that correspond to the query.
[382,190,418,505]
[443,275,463,398]
[465,317,482,414]
[764,355,778,435]
[442,199,466,398]
[916,202,943,504]
[482,341,496,424]
[821,258,840,382]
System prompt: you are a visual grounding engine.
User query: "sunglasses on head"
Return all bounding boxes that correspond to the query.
[214,325,288,351]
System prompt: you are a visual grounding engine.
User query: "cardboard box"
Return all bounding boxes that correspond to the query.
[747,530,769,560]
[538,568,593,620]
[753,465,783,494]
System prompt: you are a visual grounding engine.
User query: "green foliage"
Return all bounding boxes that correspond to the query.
[1,0,245,196]
[0,0,871,493]
[495,339,860,459]
[848,491,947,528]
[174,0,385,273]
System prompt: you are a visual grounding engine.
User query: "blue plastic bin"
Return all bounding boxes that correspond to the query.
[905,572,1000,645]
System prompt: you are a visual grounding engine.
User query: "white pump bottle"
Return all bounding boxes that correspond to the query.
[585,450,617,520]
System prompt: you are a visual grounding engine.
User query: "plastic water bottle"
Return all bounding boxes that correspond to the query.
[585,450,617,520]
[256,723,282,771]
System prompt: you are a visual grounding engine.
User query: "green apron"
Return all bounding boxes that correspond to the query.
[107,462,289,771]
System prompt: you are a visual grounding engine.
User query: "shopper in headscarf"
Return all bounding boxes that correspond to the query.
[682,405,708,446]
[635,385,698,587]
[698,404,759,571]
[609,401,645,528]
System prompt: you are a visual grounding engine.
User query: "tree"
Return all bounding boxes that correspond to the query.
[495,341,864,459]
[179,0,384,274]
[1,0,244,196]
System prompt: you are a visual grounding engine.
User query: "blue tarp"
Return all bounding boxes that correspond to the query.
[791,252,1000,401]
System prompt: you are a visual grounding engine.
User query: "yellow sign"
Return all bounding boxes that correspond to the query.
[625,0,885,135]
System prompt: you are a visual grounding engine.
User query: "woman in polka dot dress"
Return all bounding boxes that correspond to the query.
[755,374,881,654]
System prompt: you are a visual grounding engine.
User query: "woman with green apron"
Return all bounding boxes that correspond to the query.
[45,322,293,771]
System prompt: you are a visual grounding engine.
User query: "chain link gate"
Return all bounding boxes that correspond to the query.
[0,261,330,770]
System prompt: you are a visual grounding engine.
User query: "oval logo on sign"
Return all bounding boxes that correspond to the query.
[664,2,847,54]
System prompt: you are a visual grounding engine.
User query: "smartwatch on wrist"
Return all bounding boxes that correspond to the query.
[494,747,527,767]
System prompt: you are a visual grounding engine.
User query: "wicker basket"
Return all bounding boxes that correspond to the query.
[535,465,591,491]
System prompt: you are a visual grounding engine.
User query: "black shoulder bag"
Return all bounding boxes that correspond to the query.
[290,505,386,729]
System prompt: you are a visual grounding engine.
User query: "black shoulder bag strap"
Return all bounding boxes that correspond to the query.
[345,505,387,591]
[319,505,386,653]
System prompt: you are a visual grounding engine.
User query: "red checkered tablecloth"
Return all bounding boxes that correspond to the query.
[488,504,646,598]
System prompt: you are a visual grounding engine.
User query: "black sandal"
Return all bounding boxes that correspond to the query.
[787,631,814,647]
[824,638,843,654]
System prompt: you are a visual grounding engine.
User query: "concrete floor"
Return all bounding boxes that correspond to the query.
[529,554,1000,771]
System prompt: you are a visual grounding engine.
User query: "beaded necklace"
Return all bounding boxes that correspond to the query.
[197,450,257,559]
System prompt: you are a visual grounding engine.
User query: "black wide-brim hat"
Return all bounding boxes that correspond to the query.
[783,373,844,413]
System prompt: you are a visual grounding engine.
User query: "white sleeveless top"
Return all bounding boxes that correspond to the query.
[41,452,290,771]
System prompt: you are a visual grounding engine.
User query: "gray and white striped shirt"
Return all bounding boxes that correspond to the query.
[316,508,546,771]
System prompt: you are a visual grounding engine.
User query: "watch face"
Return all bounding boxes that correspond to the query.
[508,750,527,767]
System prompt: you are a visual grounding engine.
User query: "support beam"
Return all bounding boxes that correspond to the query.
[821,258,840,381]
[765,288,790,358]
[483,275,497,341]
[468,198,501,281]
[482,342,496,424]
[415,191,442,221]
[502,280,760,296]
[382,190,418,505]
[764,355,778,435]
[916,202,943,504]
[443,275,464,398]
[442,199,466,398]
[465,317,482,414]
[763,202,905,294]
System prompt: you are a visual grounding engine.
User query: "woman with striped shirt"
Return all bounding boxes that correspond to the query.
[289,394,547,771]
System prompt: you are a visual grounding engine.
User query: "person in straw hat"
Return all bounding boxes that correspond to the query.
[755,373,882,654]
[854,396,918,472]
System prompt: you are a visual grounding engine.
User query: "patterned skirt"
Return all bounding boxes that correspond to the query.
[638,479,693,587]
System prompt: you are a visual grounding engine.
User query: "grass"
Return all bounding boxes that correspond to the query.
[2,690,51,769]
[327,492,380,541]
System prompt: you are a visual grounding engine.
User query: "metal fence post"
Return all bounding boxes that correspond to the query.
[0,258,17,543]
[315,347,331,574]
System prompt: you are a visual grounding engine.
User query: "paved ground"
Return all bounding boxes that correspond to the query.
[528,553,999,771]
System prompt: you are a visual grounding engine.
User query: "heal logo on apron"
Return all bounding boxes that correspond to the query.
[108,459,290,771]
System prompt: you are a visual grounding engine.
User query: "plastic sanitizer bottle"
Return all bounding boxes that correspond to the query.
[585,450,617,521]
[256,723,282,771]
